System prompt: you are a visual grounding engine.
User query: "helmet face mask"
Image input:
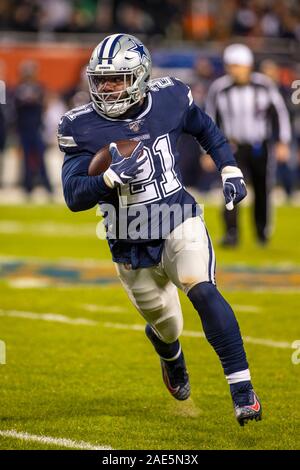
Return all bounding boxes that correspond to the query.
[87,34,152,118]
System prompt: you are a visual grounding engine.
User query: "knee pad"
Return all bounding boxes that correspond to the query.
[131,286,182,342]
[131,286,165,314]
[153,315,183,344]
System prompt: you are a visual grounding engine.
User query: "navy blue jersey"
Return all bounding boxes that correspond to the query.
[59,77,236,268]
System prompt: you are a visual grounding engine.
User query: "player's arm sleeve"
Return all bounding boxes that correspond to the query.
[58,115,113,212]
[62,155,114,212]
[182,93,237,171]
[268,85,292,144]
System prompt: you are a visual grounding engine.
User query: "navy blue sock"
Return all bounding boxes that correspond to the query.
[230,381,252,395]
[188,282,248,375]
[145,324,181,360]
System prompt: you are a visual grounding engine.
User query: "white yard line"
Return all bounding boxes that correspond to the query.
[8,279,54,289]
[81,304,128,313]
[102,322,291,349]
[0,309,97,326]
[102,321,146,332]
[0,429,112,450]
[242,336,292,349]
[232,304,261,313]
[0,221,98,237]
[0,309,293,350]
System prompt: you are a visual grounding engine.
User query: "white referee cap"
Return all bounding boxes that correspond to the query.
[223,44,254,66]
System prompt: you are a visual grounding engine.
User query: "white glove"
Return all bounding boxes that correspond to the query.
[221,166,247,211]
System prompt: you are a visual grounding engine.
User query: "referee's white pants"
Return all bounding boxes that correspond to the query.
[115,216,216,344]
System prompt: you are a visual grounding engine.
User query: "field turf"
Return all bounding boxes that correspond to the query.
[0,203,299,450]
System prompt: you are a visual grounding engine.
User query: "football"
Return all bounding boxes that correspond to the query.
[88,139,140,176]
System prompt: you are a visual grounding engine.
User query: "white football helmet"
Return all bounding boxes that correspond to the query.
[87,33,152,118]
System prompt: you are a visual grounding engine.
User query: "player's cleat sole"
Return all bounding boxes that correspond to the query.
[237,411,262,426]
[160,358,191,401]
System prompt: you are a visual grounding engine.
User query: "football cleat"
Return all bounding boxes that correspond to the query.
[160,354,191,401]
[230,382,262,426]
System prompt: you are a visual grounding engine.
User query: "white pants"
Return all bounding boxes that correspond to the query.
[115,216,216,343]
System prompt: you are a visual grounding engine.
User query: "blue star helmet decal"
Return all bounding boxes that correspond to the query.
[128,41,149,61]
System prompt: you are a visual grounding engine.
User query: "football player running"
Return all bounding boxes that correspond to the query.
[58,34,262,426]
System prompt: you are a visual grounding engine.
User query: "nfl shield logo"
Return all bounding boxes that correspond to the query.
[128,119,144,132]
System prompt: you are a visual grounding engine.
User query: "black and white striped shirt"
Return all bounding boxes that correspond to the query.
[205,72,291,145]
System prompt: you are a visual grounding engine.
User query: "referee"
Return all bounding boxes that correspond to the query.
[206,44,291,246]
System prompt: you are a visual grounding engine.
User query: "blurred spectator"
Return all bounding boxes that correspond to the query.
[65,2,96,34]
[43,92,67,147]
[113,0,184,37]
[94,0,113,32]
[192,57,216,105]
[260,7,281,37]
[11,0,40,32]
[181,57,219,192]
[231,0,258,36]
[183,0,215,40]
[63,65,90,109]
[37,0,72,32]
[260,59,296,198]
[0,105,5,187]
[0,61,6,188]
[0,0,298,41]
[14,60,53,196]
[115,2,154,35]
[0,0,13,30]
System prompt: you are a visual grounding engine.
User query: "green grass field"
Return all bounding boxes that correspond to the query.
[0,203,299,450]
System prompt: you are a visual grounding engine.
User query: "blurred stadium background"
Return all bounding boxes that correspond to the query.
[0,0,300,451]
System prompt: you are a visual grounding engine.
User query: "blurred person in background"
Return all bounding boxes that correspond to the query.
[0,61,7,188]
[231,0,258,36]
[63,65,90,109]
[177,58,216,194]
[43,91,67,148]
[0,103,5,188]
[260,59,296,199]
[115,1,154,36]
[14,60,53,197]
[206,44,292,246]
[293,64,300,188]
[191,57,220,191]
[193,57,216,106]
